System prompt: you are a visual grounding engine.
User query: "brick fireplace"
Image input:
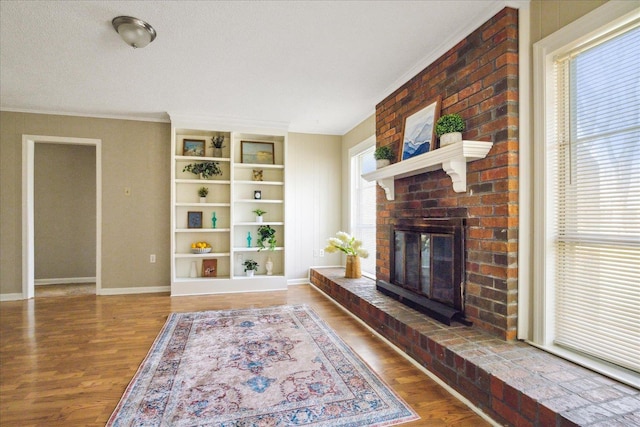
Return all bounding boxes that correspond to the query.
[375,7,519,340]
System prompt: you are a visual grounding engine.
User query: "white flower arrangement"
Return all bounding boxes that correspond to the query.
[325,231,369,258]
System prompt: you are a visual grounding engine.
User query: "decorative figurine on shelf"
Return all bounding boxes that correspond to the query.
[252,169,264,181]
[247,232,252,248]
[266,257,273,276]
[211,212,217,229]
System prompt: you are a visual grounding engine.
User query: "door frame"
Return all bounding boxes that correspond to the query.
[22,135,102,298]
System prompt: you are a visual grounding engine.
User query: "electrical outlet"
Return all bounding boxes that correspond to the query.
[237,253,244,262]
[319,249,325,257]
[150,254,156,263]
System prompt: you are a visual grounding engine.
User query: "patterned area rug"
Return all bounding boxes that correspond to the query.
[107,305,418,426]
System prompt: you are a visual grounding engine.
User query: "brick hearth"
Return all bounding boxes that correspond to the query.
[310,268,640,427]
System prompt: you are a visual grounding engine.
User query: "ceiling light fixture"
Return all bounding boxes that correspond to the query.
[112,16,157,49]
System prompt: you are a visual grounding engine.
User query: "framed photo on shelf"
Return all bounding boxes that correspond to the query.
[187,211,203,228]
[401,96,441,161]
[183,139,206,157]
[202,259,218,277]
[241,141,275,164]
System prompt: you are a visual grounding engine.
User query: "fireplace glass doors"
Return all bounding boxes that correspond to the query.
[393,231,455,306]
[378,218,466,325]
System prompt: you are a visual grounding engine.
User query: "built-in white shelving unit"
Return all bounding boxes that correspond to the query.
[170,117,287,296]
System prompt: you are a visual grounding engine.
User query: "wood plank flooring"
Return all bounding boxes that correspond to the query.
[0,285,490,426]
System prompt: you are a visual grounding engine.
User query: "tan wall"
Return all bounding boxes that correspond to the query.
[530,0,608,43]
[35,144,96,279]
[0,112,171,295]
[287,132,343,279]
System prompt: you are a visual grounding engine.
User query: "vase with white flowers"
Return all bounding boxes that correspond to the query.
[324,231,369,278]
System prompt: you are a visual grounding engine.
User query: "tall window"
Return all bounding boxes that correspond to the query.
[534,6,639,386]
[351,143,376,277]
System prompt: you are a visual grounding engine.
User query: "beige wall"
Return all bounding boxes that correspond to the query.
[35,144,96,279]
[287,132,343,278]
[530,0,608,43]
[0,112,171,295]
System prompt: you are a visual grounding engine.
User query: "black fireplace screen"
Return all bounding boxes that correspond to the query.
[386,218,465,319]
[393,232,455,305]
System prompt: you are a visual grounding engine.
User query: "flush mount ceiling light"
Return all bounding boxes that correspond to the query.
[112,16,157,48]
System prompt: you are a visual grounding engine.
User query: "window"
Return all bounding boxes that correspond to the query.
[533,4,640,387]
[350,140,376,278]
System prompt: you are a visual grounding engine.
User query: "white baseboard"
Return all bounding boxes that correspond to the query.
[99,286,170,296]
[287,278,310,286]
[35,277,96,286]
[0,293,24,301]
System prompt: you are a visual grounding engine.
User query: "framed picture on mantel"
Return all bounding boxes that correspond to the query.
[401,96,441,161]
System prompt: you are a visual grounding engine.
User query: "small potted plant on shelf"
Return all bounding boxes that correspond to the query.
[183,161,223,179]
[211,136,225,157]
[243,259,258,277]
[435,113,465,147]
[198,187,209,203]
[253,208,267,223]
[257,225,276,251]
[374,145,394,168]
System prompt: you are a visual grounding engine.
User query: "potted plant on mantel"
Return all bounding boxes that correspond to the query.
[243,259,258,277]
[183,161,223,179]
[253,208,266,223]
[374,146,394,168]
[198,187,209,203]
[435,113,465,147]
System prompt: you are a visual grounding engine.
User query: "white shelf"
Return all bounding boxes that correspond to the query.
[175,228,231,233]
[175,155,231,162]
[235,163,284,170]
[233,247,284,252]
[362,140,493,200]
[234,222,284,226]
[176,203,231,207]
[235,180,284,186]
[175,179,231,185]
[235,199,284,204]
[175,252,231,258]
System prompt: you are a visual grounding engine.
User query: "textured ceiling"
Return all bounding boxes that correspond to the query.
[0,1,509,134]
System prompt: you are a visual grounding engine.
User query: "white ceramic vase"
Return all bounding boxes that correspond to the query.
[439,132,462,147]
[376,159,390,168]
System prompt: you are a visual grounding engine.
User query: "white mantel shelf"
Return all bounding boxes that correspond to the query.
[362,140,493,200]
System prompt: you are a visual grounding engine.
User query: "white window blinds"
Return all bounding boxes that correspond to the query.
[550,25,640,373]
[352,146,376,277]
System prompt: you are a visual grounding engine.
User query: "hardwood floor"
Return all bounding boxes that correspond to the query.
[0,285,490,426]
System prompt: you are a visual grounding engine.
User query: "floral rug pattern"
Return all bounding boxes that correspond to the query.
[107,305,418,426]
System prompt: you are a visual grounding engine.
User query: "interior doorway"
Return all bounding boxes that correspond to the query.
[22,135,102,299]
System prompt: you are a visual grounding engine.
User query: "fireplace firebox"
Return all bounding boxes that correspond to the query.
[377,218,470,325]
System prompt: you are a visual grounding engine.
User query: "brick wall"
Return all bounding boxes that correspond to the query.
[375,8,519,340]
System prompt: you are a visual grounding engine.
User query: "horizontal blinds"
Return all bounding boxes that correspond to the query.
[354,146,376,276]
[552,25,640,373]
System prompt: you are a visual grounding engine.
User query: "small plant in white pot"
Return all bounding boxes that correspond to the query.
[243,259,258,277]
[198,187,209,203]
[374,146,394,168]
[253,208,266,223]
[435,114,465,147]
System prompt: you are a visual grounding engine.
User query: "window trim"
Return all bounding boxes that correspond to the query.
[348,135,376,279]
[532,1,640,388]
